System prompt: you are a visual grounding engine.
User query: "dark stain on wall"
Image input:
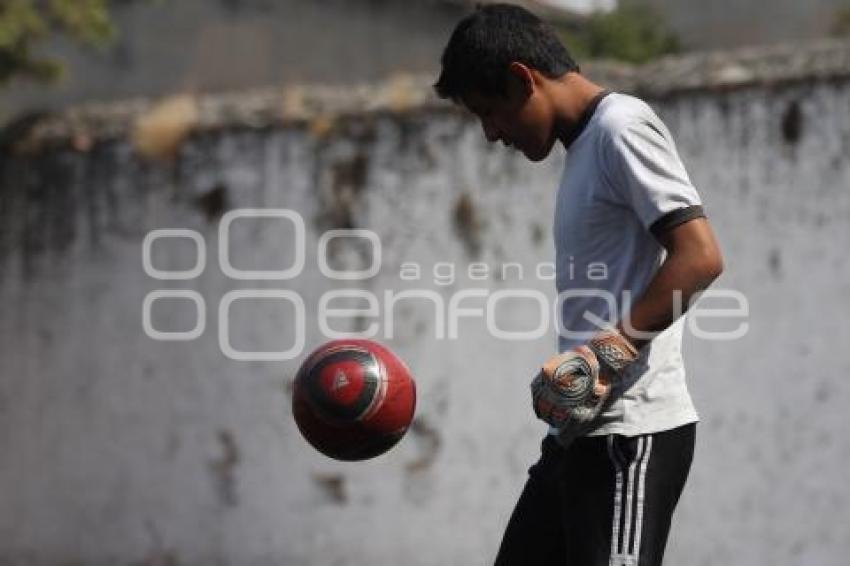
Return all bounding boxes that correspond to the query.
[312,473,347,505]
[393,116,438,173]
[768,248,782,279]
[209,429,240,508]
[405,416,441,474]
[1,150,85,277]
[717,97,732,119]
[453,192,482,258]
[319,152,369,232]
[0,157,21,266]
[781,100,803,144]
[815,381,831,404]
[194,183,229,221]
[397,116,420,154]
[531,223,546,246]
[313,150,376,273]
[353,313,372,333]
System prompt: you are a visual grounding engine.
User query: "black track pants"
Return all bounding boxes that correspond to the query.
[495,423,695,566]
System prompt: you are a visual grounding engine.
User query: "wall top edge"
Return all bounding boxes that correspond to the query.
[4,38,850,152]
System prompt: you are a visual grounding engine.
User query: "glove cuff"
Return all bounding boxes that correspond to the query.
[588,327,639,376]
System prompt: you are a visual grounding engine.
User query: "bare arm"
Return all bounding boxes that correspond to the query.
[616,217,724,349]
[532,217,723,427]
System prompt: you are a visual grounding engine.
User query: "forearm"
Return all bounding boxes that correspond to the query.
[616,218,724,349]
[533,219,722,428]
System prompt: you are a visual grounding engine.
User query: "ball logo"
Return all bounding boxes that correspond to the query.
[331,370,350,392]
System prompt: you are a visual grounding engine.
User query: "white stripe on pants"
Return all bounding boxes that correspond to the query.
[607,435,653,566]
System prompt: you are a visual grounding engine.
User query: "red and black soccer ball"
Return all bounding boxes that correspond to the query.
[292,339,417,461]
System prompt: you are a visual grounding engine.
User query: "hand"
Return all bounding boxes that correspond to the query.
[531,345,605,427]
[530,328,639,428]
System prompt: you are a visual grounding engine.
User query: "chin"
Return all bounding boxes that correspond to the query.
[522,146,549,162]
[522,139,555,162]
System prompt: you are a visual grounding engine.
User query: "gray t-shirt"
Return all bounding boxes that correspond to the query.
[552,92,702,444]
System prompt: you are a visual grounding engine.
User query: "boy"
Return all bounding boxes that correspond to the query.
[434,4,724,565]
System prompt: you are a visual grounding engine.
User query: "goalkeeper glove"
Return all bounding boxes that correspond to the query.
[530,328,640,427]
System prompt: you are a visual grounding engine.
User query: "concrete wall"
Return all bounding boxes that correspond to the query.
[0,0,465,123]
[654,81,850,566]
[1,78,850,564]
[634,0,850,50]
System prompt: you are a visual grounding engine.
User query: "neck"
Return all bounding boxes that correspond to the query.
[550,73,606,147]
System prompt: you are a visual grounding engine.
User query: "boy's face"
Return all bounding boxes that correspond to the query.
[461,80,555,162]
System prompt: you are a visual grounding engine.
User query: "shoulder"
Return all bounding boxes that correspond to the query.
[594,93,664,142]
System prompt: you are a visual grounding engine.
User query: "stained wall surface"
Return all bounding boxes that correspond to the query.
[1,73,849,565]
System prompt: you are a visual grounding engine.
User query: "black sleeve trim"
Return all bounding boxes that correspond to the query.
[649,205,706,238]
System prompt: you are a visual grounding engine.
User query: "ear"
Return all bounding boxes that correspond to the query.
[507,62,536,97]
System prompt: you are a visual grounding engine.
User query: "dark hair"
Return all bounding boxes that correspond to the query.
[434,3,579,101]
